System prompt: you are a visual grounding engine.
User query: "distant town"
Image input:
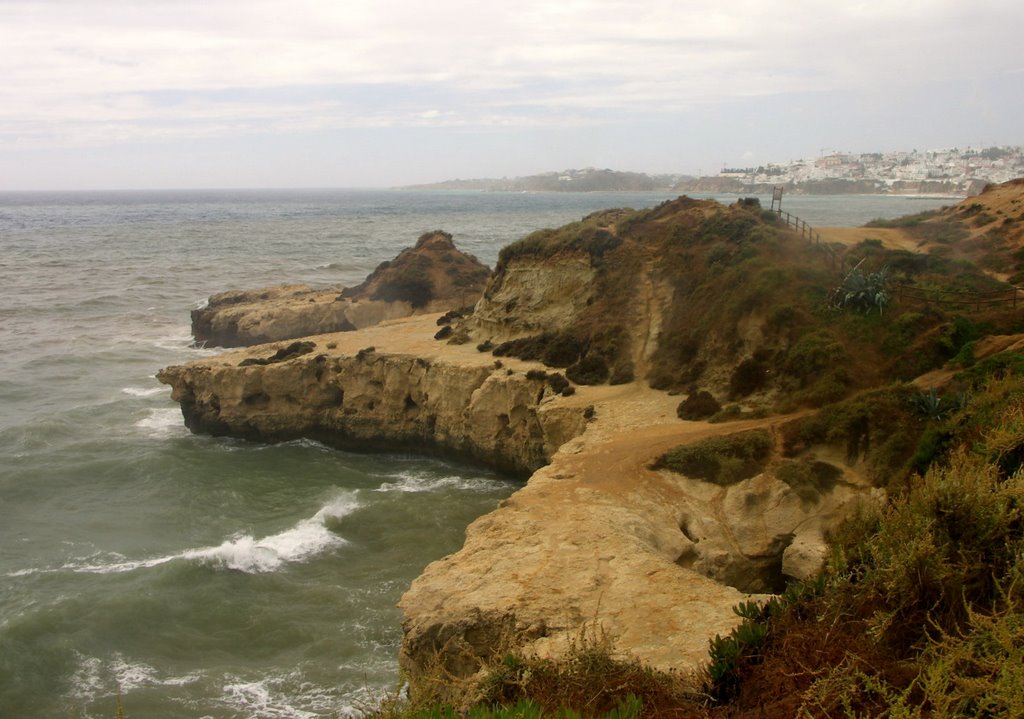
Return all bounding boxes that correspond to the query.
[405,145,1024,195]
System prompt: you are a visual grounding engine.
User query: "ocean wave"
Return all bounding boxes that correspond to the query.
[374,470,501,494]
[121,385,165,398]
[134,407,186,436]
[8,495,359,577]
[69,653,200,706]
[221,671,366,719]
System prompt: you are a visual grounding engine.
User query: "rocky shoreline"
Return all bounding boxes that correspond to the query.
[157,201,913,694]
[158,315,880,690]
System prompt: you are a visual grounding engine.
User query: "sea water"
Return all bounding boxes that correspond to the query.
[0,189,956,718]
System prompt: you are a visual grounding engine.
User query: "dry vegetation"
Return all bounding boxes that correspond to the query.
[341,230,491,308]
[381,181,1024,718]
[378,373,1024,719]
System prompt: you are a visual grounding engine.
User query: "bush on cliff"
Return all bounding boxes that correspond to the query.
[371,261,435,307]
[677,390,722,420]
[654,429,773,485]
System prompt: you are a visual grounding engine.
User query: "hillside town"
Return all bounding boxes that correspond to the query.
[712,146,1024,194]
[408,146,1023,195]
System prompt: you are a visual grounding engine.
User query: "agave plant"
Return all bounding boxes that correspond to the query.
[830,260,890,314]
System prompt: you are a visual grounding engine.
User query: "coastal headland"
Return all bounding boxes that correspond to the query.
[159,181,1024,702]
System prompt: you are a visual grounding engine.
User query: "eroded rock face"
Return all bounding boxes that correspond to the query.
[396,398,883,695]
[158,317,586,477]
[192,231,491,348]
[191,285,464,349]
[472,256,597,340]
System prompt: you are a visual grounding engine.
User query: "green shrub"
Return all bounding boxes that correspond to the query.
[541,335,583,368]
[782,331,848,385]
[775,458,842,504]
[654,429,774,484]
[566,355,610,385]
[677,390,722,420]
[372,268,435,307]
[729,355,770,399]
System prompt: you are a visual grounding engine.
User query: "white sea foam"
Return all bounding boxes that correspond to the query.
[9,495,358,577]
[374,470,496,494]
[180,496,355,573]
[122,385,165,398]
[134,407,185,435]
[69,653,200,706]
[220,671,365,719]
[110,654,200,691]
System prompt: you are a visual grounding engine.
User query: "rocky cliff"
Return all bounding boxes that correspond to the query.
[159,315,586,477]
[191,231,490,347]
[158,187,1024,700]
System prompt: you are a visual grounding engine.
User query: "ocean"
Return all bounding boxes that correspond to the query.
[0,189,957,718]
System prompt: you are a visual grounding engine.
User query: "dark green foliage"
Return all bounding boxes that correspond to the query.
[677,390,722,420]
[782,385,921,485]
[372,265,435,307]
[434,325,453,340]
[955,349,1024,387]
[781,331,848,386]
[909,386,966,420]
[829,264,890,314]
[470,638,682,719]
[865,210,941,228]
[728,355,770,399]
[546,373,570,395]
[496,224,624,272]
[908,425,956,475]
[654,429,774,485]
[566,355,609,385]
[939,315,981,357]
[697,211,758,244]
[705,600,776,704]
[477,340,494,352]
[493,334,553,362]
[238,340,316,366]
[541,335,583,368]
[774,458,843,504]
[492,333,589,371]
[436,309,465,326]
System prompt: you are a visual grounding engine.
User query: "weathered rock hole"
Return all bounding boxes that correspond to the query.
[679,518,699,544]
[242,392,270,408]
[721,534,795,594]
[404,394,419,412]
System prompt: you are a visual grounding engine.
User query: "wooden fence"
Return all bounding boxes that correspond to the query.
[897,285,1023,311]
[774,208,822,245]
[770,195,1021,313]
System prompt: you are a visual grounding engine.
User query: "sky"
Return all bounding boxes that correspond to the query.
[1,0,1022,190]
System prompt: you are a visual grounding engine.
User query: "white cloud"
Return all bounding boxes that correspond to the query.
[0,0,1021,150]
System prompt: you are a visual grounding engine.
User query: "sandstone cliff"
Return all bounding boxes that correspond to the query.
[191,231,490,347]
[159,315,585,477]
[158,186,1024,700]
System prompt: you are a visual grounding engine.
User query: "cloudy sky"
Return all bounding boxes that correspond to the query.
[2,0,1022,190]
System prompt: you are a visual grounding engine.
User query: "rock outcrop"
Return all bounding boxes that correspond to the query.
[159,315,585,477]
[158,310,883,695]
[161,192,994,698]
[191,231,490,347]
[397,382,883,691]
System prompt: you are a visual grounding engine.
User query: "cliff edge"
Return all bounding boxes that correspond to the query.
[191,231,490,347]
[158,183,1024,702]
